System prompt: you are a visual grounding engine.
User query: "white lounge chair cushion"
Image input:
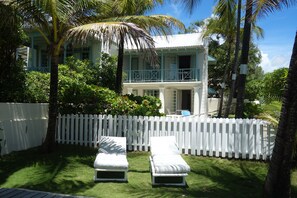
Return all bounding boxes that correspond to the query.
[98,136,126,155]
[152,154,190,174]
[94,153,128,170]
[150,136,180,156]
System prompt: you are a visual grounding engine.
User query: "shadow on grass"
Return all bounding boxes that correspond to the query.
[0,144,97,195]
[1,145,296,198]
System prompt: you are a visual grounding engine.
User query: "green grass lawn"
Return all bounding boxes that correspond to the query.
[0,144,296,198]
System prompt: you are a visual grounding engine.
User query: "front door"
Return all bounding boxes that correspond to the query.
[181,90,191,111]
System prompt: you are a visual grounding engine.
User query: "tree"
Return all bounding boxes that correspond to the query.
[0,3,27,102]
[101,0,185,94]
[262,67,288,102]
[235,0,253,118]
[224,0,241,117]
[205,0,237,117]
[12,0,157,153]
[235,0,294,118]
[264,31,297,198]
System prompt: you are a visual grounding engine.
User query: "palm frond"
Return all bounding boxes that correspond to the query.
[101,15,185,36]
[176,0,201,14]
[256,113,279,127]
[252,0,297,19]
[66,21,157,58]
[252,22,264,39]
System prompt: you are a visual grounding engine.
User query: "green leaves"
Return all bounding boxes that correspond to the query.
[24,56,162,116]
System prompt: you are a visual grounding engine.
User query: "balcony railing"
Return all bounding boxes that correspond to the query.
[26,67,50,72]
[124,68,200,83]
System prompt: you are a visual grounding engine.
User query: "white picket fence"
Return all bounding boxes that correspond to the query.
[57,114,276,160]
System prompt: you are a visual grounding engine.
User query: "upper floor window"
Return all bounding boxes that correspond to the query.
[66,45,90,60]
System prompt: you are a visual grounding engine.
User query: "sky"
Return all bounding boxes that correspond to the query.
[149,1,297,73]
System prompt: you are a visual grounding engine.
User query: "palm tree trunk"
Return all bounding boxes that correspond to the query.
[218,42,232,117]
[115,34,124,94]
[235,0,252,118]
[264,32,297,198]
[42,46,59,153]
[224,0,241,118]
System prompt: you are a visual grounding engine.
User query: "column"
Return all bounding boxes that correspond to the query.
[138,89,144,96]
[159,88,165,114]
[200,37,209,116]
[196,48,199,81]
[129,54,132,83]
[193,86,201,115]
[161,51,164,82]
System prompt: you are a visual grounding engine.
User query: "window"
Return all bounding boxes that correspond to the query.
[66,45,90,60]
[132,90,138,96]
[40,50,48,68]
[131,57,138,70]
[144,56,161,70]
[144,90,159,98]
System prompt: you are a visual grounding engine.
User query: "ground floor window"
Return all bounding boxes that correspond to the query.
[143,89,159,98]
[132,89,138,96]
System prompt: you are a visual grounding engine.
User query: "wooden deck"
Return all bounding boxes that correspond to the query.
[0,188,89,198]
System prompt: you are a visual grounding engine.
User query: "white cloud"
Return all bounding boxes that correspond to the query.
[260,51,290,73]
[260,52,271,72]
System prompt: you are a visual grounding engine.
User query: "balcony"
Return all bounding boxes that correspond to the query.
[124,68,200,83]
[26,67,50,72]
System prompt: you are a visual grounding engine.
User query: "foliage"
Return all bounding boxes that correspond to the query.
[1,144,297,197]
[208,40,263,92]
[25,71,50,103]
[243,102,263,119]
[91,53,117,91]
[24,59,162,116]
[0,3,27,102]
[0,59,27,102]
[245,79,264,101]
[262,67,288,102]
[125,94,163,116]
[256,100,282,126]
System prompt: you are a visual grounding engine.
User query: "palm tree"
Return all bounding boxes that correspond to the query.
[13,0,158,153]
[203,0,263,118]
[224,0,241,118]
[204,0,237,117]
[102,0,185,94]
[264,31,297,198]
[235,0,253,118]
[235,0,295,118]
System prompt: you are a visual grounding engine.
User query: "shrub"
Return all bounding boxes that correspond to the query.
[25,71,50,102]
[243,103,263,119]
[24,62,162,116]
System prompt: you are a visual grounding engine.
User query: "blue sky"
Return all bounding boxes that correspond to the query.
[149,1,297,73]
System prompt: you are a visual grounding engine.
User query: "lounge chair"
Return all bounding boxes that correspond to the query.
[94,136,128,182]
[149,136,190,186]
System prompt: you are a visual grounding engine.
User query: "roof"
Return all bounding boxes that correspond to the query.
[125,33,204,50]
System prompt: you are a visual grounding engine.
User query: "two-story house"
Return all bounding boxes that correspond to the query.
[23,32,214,116]
[122,33,214,116]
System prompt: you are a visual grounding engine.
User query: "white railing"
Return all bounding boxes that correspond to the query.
[124,68,200,82]
[57,114,276,160]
